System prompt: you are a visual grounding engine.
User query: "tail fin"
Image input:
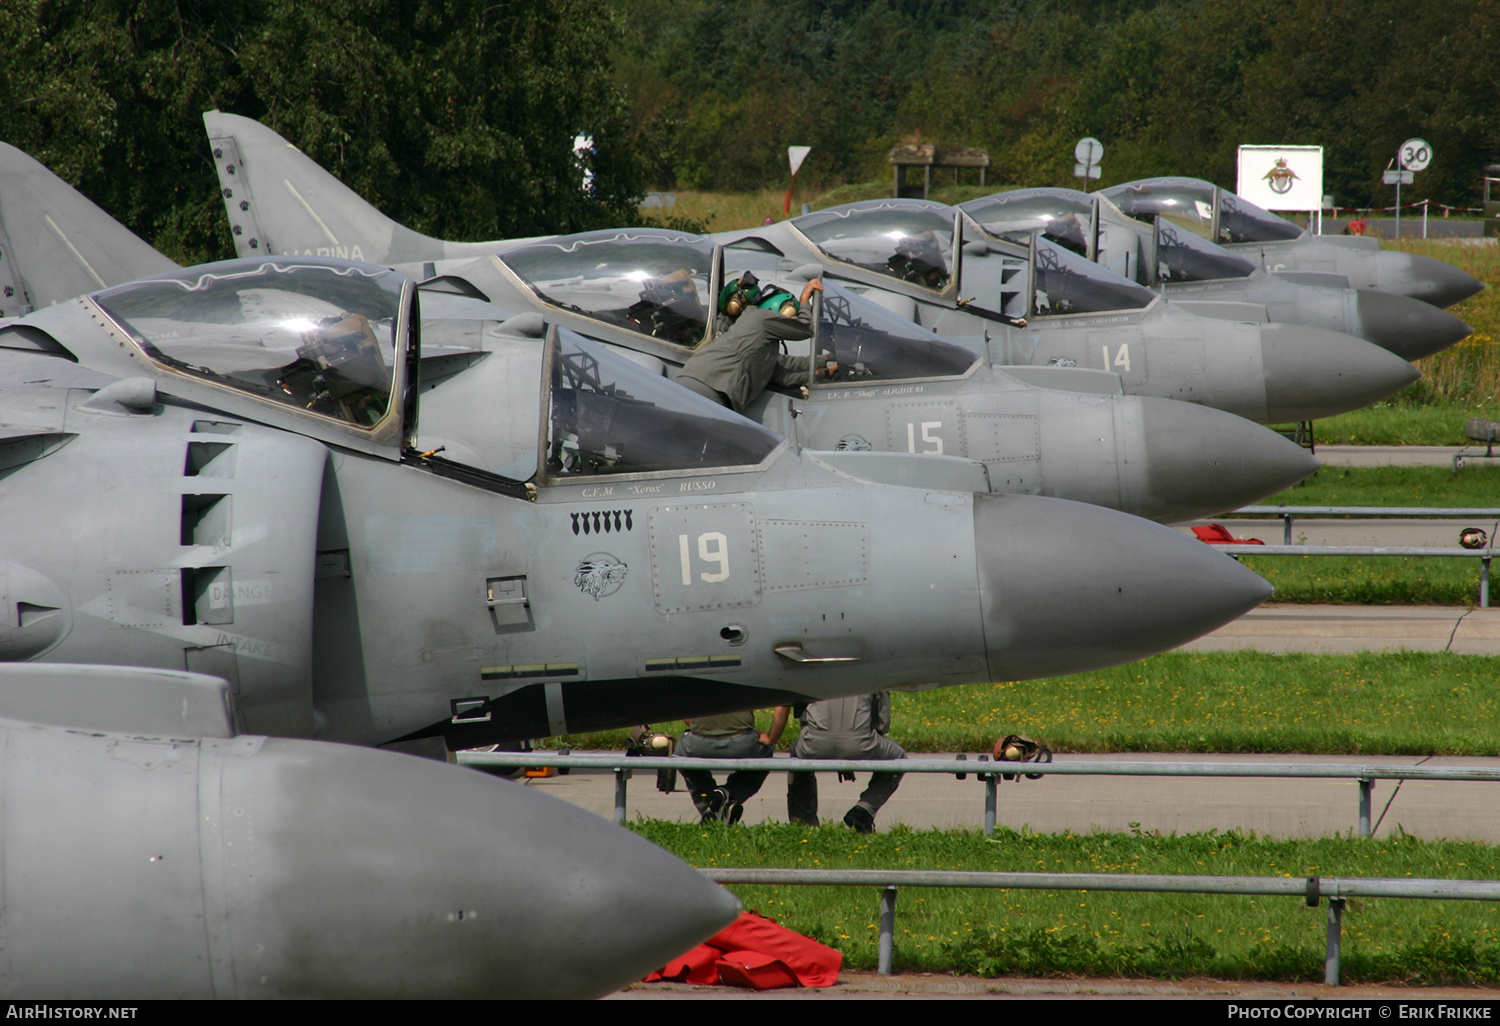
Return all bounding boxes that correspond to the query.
[204,110,499,270]
[0,143,178,315]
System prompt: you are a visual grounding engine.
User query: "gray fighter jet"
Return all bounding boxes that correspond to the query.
[0,662,738,998]
[197,112,1415,427]
[0,254,1272,753]
[1100,178,1485,310]
[707,199,1421,425]
[960,187,1472,361]
[419,230,1320,524]
[0,138,1318,525]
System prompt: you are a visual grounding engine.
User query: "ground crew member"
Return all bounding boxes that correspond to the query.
[676,707,790,823]
[782,692,906,833]
[675,273,828,412]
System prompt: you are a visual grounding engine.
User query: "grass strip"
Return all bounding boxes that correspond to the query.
[1243,554,1483,606]
[553,651,1500,756]
[1260,465,1500,509]
[633,822,1500,984]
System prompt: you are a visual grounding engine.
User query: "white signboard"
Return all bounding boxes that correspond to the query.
[1236,145,1325,212]
[788,146,812,176]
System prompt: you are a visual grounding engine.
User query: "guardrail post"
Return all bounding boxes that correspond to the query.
[1358,779,1373,838]
[1481,556,1491,608]
[1283,513,1293,546]
[984,774,998,836]
[614,767,630,824]
[1324,897,1345,985]
[879,886,898,975]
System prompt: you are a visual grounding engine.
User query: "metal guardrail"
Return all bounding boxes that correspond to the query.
[1214,544,1493,607]
[699,867,1500,984]
[1231,505,1500,543]
[455,752,1500,838]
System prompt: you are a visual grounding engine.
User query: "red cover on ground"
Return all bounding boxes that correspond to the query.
[644,910,842,989]
[1191,524,1264,545]
[714,950,799,990]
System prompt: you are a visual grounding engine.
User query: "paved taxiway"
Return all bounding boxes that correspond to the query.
[528,599,1500,841]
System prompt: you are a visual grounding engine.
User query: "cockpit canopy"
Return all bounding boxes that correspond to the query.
[815,281,978,384]
[92,258,406,431]
[1101,178,1305,244]
[1155,222,1259,281]
[545,330,781,477]
[793,201,955,293]
[500,230,716,348]
[1032,237,1156,315]
[961,189,1093,256]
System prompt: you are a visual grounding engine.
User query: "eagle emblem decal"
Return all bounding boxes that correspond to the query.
[574,554,628,600]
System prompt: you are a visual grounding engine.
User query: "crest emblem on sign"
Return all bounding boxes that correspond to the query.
[1262,158,1300,195]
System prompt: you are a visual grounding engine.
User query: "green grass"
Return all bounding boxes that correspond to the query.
[1262,465,1500,507]
[1301,402,1500,445]
[891,652,1500,756]
[633,822,1500,983]
[553,651,1500,756]
[1244,554,1483,606]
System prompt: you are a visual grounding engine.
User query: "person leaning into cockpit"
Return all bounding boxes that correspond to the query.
[675,272,833,412]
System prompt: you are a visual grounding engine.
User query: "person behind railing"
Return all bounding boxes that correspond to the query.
[675,707,790,824]
[782,692,906,834]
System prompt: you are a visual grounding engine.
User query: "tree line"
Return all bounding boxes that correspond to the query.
[1,0,1495,264]
[619,0,1500,212]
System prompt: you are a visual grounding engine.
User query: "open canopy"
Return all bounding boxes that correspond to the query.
[500,230,717,349]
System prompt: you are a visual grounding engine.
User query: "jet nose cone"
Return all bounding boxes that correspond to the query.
[1354,288,1473,360]
[1132,399,1320,522]
[974,494,1271,681]
[1377,251,1485,308]
[1260,323,1420,422]
[224,741,741,998]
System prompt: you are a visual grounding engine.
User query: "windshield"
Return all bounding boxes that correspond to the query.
[546,330,781,477]
[961,190,1092,256]
[1033,237,1156,316]
[794,201,954,292]
[1219,189,1306,243]
[816,281,978,385]
[92,258,403,428]
[501,230,716,348]
[1103,178,1304,244]
[1156,222,1259,281]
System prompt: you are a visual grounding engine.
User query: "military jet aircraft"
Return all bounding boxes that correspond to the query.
[419,230,1321,524]
[960,187,1472,362]
[709,199,1424,426]
[0,254,1272,752]
[1100,178,1485,310]
[0,662,738,998]
[197,111,1416,426]
[0,138,1319,526]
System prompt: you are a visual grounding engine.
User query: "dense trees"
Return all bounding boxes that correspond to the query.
[0,0,644,262]
[620,0,1500,210]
